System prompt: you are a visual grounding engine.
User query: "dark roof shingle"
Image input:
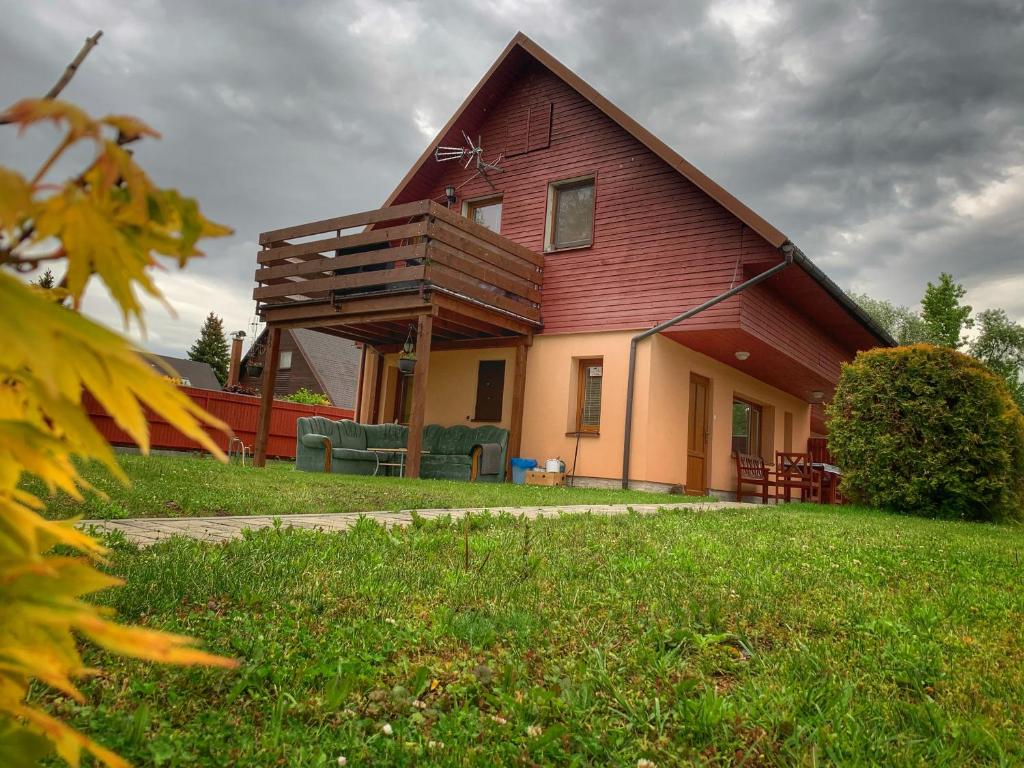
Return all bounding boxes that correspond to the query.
[290,329,360,408]
[150,355,222,391]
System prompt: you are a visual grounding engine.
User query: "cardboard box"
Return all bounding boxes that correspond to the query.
[525,470,565,487]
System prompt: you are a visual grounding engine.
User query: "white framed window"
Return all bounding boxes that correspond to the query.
[545,176,595,251]
[279,350,293,370]
[462,195,503,232]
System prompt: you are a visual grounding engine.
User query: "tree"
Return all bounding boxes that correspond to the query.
[849,292,928,345]
[1,96,237,765]
[34,268,55,289]
[188,311,230,384]
[921,272,973,347]
[971,309,1024,410]
[827,345,1024,521]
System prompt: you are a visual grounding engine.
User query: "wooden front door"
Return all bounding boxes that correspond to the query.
[686,374,711,494]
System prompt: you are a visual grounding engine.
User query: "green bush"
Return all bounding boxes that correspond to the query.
[280,387,330,405]
[827,344,1024,521]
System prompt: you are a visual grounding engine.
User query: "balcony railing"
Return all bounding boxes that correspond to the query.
[254,200,543,340]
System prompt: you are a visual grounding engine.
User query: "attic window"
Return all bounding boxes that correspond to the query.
[279,350,293,370]
[546,176,595,251]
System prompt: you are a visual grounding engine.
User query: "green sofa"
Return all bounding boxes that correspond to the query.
[295,417,509,483]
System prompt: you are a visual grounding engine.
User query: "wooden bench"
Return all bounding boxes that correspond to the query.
[735,453,778,504]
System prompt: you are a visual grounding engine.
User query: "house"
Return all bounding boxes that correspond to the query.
[250,33,891,496]
[238,328,361,409]
[148,355,222,391]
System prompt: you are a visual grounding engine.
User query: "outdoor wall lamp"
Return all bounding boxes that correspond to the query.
[445,185,457,207]
[810,390,825,401]
[734,350,750,361]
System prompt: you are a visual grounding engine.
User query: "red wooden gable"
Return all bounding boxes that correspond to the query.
[384,34,886,400]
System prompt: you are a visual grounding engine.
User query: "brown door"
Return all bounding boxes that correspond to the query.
[686,374,711,494]
[473,360,506,422]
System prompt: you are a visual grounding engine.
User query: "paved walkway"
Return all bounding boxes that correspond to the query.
[78,501,754,547]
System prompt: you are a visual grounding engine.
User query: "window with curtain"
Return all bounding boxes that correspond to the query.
[547,177,595,250]
[576,358,603,433]
[731,398,762,456]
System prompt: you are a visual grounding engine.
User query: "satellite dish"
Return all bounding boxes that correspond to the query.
[434,131,504,189]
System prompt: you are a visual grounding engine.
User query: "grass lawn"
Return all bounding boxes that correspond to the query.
[40,504,1023,766]
[33,453,704,520]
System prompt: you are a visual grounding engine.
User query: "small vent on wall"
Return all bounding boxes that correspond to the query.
[506,101,552,157]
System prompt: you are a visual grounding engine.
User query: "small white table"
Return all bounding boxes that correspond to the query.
[368,447,429,478]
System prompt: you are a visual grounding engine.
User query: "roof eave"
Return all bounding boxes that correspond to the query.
[789,245,896,347]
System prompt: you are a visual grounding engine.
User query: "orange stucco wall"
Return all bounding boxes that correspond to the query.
[520,330,645,481]
[519,331,811,491]
[360,330,811,493]
[643,334,812,492]
[375,346,518,430]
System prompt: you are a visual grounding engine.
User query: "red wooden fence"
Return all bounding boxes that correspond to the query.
[83,387,353,460]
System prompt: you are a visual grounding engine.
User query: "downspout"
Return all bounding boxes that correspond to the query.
[621,245,796,489]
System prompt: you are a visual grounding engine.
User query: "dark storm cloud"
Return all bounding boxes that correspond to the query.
[1,0,1021,353]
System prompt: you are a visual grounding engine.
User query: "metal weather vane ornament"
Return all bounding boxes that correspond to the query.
[434,131,504,188]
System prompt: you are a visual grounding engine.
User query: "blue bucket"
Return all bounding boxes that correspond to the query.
[510,457,538,484]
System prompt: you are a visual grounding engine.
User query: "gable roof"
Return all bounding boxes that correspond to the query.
[150,355,222,391]
[242,328,361,408]
[383,32,893,347]
[290,329,360,409]
[383,32,786,247]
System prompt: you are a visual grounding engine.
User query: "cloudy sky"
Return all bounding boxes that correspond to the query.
[2,0,1021,355]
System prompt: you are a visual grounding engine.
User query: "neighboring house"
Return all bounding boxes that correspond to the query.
[251,33,892,495]
[239,328,361,409]
[148,355,222,391]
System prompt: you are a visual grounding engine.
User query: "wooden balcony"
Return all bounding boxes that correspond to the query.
[254,200,543,347]
[251,200,542,476]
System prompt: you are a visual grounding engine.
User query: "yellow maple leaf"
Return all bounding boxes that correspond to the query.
[0,98,98,141]
[0,167,33,228]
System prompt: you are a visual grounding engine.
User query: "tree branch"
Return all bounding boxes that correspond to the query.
[0,30,104,127]
[44,31,103,100]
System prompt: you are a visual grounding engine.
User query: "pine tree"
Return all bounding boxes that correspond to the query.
[921,272,973,348]
[188,312,230,384]
[34,269,55,289]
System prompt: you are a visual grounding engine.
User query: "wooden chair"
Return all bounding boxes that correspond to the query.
[735,453,778,504]
[774,452,821,503]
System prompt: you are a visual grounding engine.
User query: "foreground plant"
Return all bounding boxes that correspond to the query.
[0,97,237,766]
[827,344,1024,520]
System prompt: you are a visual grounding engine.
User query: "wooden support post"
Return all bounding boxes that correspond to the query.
[353,343,368,422]
[405,314,433,479]
[371,351,384,424]
[253,326,282,467]
[506,338,530,480]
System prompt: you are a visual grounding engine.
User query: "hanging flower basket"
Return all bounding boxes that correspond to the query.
[398,324,417,374]
[246,363,264,378]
